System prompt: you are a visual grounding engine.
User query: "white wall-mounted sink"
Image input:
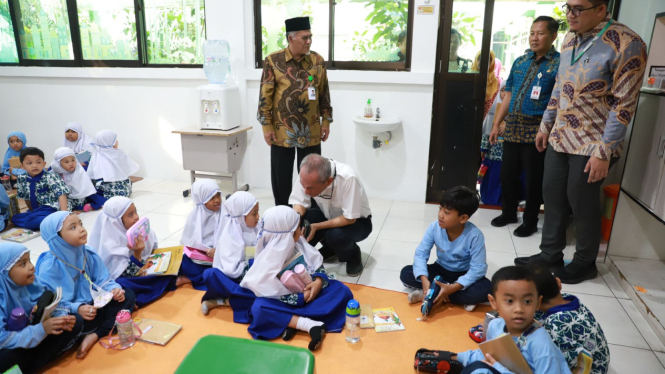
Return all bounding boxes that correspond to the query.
[353,116,401,136]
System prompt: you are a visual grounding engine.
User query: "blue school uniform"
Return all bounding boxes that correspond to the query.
[248,277,352,340]
[202,263,257,324]
[240,206,354,341]
[457,318,572,374]
[107,240,178,307]
[36,212,136,338]
[1,132,26,177]
[0,188,9,231]
[0,243,84,373]
[12,170,70,231]
[400,221,492,305]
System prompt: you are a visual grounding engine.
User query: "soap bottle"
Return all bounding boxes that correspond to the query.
[364,99,373,118]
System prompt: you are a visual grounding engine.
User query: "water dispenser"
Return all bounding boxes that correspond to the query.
[199,85,240,131]
[198,40,239,130]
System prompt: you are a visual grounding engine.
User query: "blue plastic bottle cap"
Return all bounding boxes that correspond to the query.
[346,299,360,317]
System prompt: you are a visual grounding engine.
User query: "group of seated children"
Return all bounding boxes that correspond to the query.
[1,144,610,374]
[401,186,609,374]
[1,125,139,231]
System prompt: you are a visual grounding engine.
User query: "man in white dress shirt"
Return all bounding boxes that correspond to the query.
[290,154,372,276]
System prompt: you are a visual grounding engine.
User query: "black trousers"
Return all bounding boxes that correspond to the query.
[270,144,321,206]
[80,288,136,338]
[0,314,84,374]
[500,141,546,226]
[304,199,372,262]
[540,149,617,265]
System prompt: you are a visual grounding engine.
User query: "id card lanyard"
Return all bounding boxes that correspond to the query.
[571,19,613,66]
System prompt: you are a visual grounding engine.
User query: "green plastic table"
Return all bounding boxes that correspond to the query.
[175,335,315,374]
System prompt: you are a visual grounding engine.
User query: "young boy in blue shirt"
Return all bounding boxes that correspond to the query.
[11,147,70,230]
[456,266,571,374]
[400,186,492,311]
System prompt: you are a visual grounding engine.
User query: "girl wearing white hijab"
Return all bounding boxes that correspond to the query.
[86,130,139,199]
[241,206,353,351]
[63,122,95,157]
[200,191,259,318]
[180,179,223,255]
[51,147,107,213]
[88,196,188,306]
[178,179,227,291]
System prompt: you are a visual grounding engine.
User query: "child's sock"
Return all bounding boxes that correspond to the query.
[408,289,424,304]
[464,304,476,312]
[295,317,324,333]
[201,298,228,315]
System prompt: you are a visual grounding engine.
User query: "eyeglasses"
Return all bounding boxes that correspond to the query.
[562,4,599,17]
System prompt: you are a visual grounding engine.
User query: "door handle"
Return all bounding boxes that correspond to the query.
[658,136,665,159]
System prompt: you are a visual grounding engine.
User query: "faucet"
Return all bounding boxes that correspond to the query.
[375,108,381,121]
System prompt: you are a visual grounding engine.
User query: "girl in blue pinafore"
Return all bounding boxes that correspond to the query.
[86,130,138,199]
[88,196,195,307]
[200,191,260,322]
[240,206,353,351]
[179,179,224,291]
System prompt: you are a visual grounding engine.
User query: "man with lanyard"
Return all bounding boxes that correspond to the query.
[489,16,561,238]
[515,0,647,284]
[290,154,372,277]
[257,17,333,206]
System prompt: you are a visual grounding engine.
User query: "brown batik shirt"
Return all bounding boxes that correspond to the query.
[257,47,333,148]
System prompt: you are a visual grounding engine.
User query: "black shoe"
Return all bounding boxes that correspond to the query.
[308,325,327,351]
[554,262,598,284]
[281,327,297,341]
[319,244,338,263]
[513,224,538,238]
[345,245,364,277]
[491,214,518,227]
[514,253,564,269]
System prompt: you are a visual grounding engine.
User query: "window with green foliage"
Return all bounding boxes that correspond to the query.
[334,0,408,62]
[260,0,329,61]
[0,0,206,66]
[144,0,206,65]
[255,0,413,70]
[13,0,74,60]
[76,0,137,61]
[0,0,18,63]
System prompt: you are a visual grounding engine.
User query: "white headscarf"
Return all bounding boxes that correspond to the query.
[213,191,258,279]
[87,130,139,182]
[63,122,95,154]
[240,206,323,298]
[180,179,222,250]
[88,196,157,279]
[50,147,97,199]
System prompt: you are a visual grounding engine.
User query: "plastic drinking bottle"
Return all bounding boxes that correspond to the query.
[8,308,27,331]
[421,275,443,316]
[115,310,136,348]
[345,299,361,343]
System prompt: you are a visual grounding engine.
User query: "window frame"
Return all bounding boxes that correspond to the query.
[2,0,206,68]
[1,0,21,66]
[253,0,414,72]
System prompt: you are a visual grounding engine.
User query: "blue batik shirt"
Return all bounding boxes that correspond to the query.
[504,47,560,144]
